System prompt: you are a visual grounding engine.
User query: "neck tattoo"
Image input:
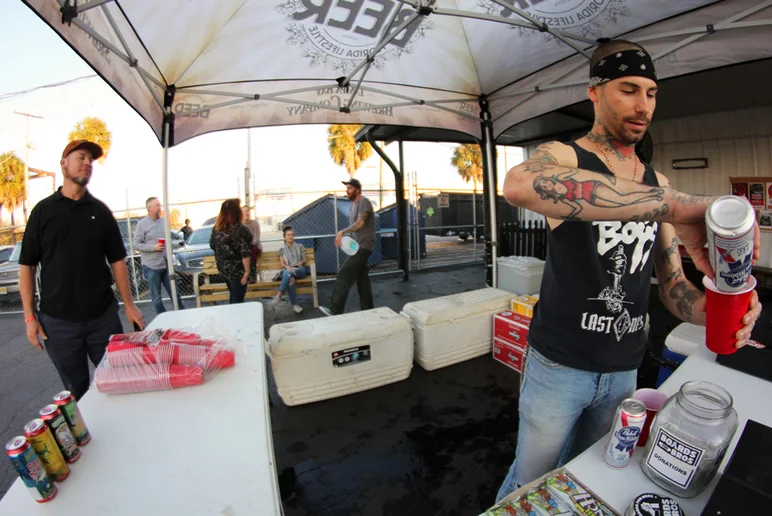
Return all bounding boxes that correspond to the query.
[587,132,640,182]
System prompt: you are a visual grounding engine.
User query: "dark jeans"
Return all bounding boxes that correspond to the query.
[142,265,184,314]
[39,302,124,400]
[225,278,248,304]
[330,249,373,315]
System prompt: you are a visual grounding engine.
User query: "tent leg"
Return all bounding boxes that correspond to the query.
[480,98,499,288]
[366,133,408,281]
[162,119,180,311]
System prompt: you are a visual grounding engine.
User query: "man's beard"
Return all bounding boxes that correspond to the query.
[346,192,356,200]
[70,175,90,186]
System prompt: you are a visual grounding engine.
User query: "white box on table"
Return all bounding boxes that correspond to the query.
[401,288,514,371]
[267,307,413,406]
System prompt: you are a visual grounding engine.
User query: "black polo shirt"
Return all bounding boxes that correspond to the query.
[20,188,126,322]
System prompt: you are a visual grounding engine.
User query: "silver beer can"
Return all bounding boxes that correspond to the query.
[705,195,755,292]
[603,398,647,468]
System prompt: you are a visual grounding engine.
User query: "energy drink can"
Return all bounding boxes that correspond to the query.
[603,399,646,468]
[24,418,70,482]
[625,493,684,516]
[5,436,57,503]
[39,404,81,463]
[53,390,92,445]
[706,195,756,292]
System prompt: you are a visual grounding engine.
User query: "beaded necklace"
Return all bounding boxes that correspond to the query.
[587,132,640,182]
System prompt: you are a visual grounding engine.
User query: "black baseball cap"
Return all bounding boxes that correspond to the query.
[342,178,362,190]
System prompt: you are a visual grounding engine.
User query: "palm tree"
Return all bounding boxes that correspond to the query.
[327,125,373,177]
[0,152,26,226]
[68,117,112,164]
[451,144,483,187]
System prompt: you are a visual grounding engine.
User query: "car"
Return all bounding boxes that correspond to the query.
[0,245,14,264]
[173,225,214,277]
[0,242,23,298]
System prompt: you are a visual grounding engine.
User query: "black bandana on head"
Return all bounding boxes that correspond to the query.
[589,49,657,87]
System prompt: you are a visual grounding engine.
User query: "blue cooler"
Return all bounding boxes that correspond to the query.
[656,323,705,387]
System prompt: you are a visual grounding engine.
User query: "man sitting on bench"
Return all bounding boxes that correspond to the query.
[269,225,309,313]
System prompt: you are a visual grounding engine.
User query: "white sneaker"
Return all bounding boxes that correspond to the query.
[269,295,282,305]
[318,306,333,317]
[293,305,303,314]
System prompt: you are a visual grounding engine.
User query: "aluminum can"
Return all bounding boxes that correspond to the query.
[5,436,57,503]
[53,390,92,445]
[603,399,646,468]
[625,493,684,516]
[706,195,756,292]
[40,403,81,463]
[24,418,70,482]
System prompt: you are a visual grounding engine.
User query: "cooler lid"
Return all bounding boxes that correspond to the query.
[268,307,411,358]
[401,288,514,326]
[665,322,705,355]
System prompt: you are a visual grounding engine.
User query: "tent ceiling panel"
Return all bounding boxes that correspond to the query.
[496,58,772,146]
[22,0,772,146]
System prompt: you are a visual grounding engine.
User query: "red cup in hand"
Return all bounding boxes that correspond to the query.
[158,238,165,248]
[633,388,669,447]
[703,275,757,355]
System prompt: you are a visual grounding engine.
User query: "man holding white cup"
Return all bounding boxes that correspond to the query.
[134,196,184,314]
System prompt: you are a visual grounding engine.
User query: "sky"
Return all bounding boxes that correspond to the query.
[0,0,522,226]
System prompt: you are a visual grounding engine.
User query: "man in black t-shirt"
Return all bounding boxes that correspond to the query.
[495,40,762,501]
[20,140,144,400]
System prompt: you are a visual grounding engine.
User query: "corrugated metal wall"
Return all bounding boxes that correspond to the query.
[651,106,772,195]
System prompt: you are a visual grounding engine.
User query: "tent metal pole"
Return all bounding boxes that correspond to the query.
[345,2,402,106]
[71,0,114,13]
[100,6,165,110]
[162,122,179,311]
[489,0,594,54]
[479,98,498,288]
[341,10,421,88]
[367,133,408,280]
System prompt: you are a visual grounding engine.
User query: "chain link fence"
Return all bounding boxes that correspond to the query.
[0,180,495,313]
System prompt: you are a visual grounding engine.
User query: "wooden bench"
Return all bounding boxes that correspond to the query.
[193,249,318,308]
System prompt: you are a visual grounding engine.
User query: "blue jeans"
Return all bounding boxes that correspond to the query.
[143,265,184,314]
[278,267,310,304]
[496,347,636,502]
[225,278,248,304]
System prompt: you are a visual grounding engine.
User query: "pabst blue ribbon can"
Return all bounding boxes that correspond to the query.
[706,195,756,292]
[603,399,646,468]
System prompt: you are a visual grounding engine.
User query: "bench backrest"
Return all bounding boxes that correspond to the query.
[202,249,315,275]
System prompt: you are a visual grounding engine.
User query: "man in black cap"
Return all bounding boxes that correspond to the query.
[20,140,144,400]
[495,39,761,500]
[320,178,375,315]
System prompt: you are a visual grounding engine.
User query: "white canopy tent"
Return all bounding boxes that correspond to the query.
[23,0,772,305]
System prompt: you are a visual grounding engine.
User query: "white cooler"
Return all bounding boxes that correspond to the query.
[656,322,705,387]
[497,256,545,296]
[401,288,514,370]
[267,307,414,406]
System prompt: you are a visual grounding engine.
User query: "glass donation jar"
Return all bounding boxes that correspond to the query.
[640,381,739,498]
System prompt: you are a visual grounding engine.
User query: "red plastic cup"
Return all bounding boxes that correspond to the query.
[633,388,669,447]
[158,238,165,248]
[703,275,757,355]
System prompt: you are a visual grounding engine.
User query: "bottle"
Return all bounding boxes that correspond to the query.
[640,381,738,498]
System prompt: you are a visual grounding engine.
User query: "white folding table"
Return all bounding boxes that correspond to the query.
[566,344,772,514]
[0,303,282,515]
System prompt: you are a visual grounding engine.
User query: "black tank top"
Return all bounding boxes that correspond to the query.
[527,141,661,372]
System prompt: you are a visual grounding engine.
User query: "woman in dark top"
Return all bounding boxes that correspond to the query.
[209,199,252,304]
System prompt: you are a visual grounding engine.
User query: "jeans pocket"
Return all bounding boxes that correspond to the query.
[528,348,562,369]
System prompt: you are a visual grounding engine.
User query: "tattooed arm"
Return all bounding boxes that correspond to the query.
[653,224,706,325]
[503,141,713,223]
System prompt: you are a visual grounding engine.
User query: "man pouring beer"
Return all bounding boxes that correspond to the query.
[496,39,762,500]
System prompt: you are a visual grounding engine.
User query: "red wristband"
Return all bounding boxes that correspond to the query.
[25,316,36,323]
